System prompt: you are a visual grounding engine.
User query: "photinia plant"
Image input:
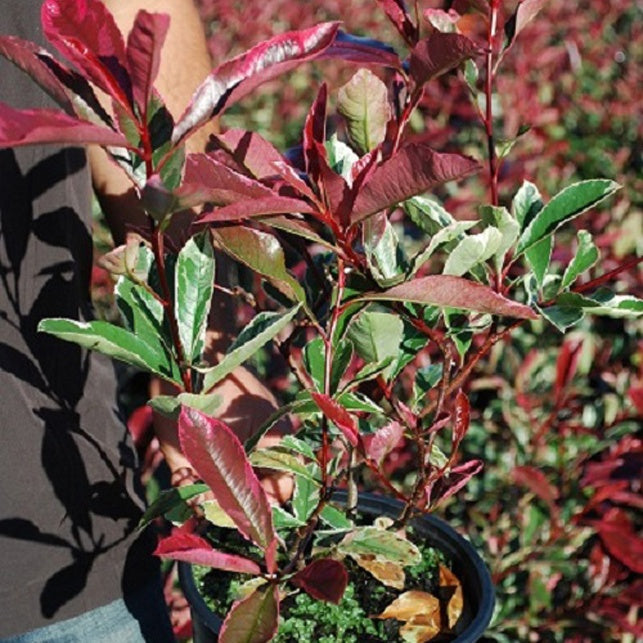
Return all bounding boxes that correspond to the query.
[2,0,641,640]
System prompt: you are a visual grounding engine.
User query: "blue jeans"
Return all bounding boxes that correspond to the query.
[2,579,175,643]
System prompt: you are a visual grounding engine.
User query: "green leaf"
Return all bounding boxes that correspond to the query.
[404,195,455,235]
[555,290,643,318]
[138,483,209,528]
[411,220,478,276]
[202,499,238,528]
[320,504,353,530]
[37,318,181,382]
[525,237,553,288]
[148,391,223,419]
[272,506,304,530]
[302,337,352,394]
[560,230,600,290]
[292,473,319,523]
[219,585,279,643]
[443,227,503,277]
[280,435,317,461]
[201,305,301,391]
[212,226,305,303]
[479,205,520,271]
[338,527,421,565]
[249,448,321,483]
[337,68,391,155]
[325,133,359,182]
[347,311,404,381]
[364,213,407,286]
[516,180,620,254]
[175,231,215,363]
[511,180,543,229]
[539,305,585,332]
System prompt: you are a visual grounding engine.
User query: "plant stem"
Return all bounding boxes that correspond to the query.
[485,0,500,207]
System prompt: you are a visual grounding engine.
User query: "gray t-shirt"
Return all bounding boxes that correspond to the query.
[0,2,157,636]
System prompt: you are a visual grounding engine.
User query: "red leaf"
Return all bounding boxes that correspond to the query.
[366,421,405,465]
[351,143,480,223]
[554,338,583,404]
[42,0,132,109]
[627,384,643,416]
[409,32,481,85]
[428,459,483,506]
[219,585,279,643]
[596,508,643,574]
[0,103,129,148]
[197,195,315,224]
[511,465,559,504]
[178,407,276,550]
[311,393,360,447]
[504,0,551,50]
[0,36,74,113]
[292,559,348,604]
[212,129,286,181]
[155,532,262,575]
[322,31,402,70]
[303,84,329,187]
[364,275,538,319]
[452,389,470,448]
[173,22,340,144]
[376,0,419,44]
[126,10,170,115]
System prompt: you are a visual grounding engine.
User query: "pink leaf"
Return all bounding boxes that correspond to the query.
[322,31,402,70]
[351,143,480,223]
[409,32,481,85]
[42,0,132,109]
[178,407,276,550]
[0,36,74,113]
[292,559,348,604]
[126,10,170,115]
[429,459,483,506]
[155,532,262,575]
[363,275,539,319]
[366,421,405,465]
[504,0,551,50]
[0,103,129,148]
[219,585,279,643]
[596,508,643,574]
[311,393,360,447]
[452,389,470,449]
[511,465,559,504]
[173,22,340,144]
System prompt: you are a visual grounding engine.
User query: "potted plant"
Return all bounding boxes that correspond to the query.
[2,0,641,641]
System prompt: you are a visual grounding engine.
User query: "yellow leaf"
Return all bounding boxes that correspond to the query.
[399,614,441,643]
[377,590,440,622]
[439,564,464,629]
[352,554,405,589]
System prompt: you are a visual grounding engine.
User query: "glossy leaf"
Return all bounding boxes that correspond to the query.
[311,393,360,447]
[443,227,502,276]
[219,584,279,643]
[348,311,404,380]
[155,531,261,574]
[249,449,320,483]
[292,559,348,604]
[175,232,215,363]
[351,144,479,223]
[479,204,520,271]
[560,230,600,290]
[126,10,170,115]
[0,103,129,148]
[148,390,223,419]
[212,226,305,303]
[201,306,301,392]
[409,32,480,86]
[178,407,276,549]
[361,275,538,319]
[511,180,543,229]
[172,22,340,143]
[516,180,620,255]
[553,290,643,318]
[337,68,391,155]
[197,194,315,223]
[452,390,470,449]
[42,0,132,109]
[37,318,180,382]
[525,237,552,288]
[404,195,455,235]
[364,213,407,286]
[292,474,319,523]
[539,304,584,332]
[376,0,418,44]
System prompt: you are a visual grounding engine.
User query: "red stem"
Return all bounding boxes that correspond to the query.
[485,1,500,207]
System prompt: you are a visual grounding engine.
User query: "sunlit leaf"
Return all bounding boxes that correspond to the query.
[339,527,421,566]
[139,484,209,528]
[439,565,463,629]
[560,230,600,290]
[219,584,279,643]
[443,227,502,277]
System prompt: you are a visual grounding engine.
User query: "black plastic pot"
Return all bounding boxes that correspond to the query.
[179,492,495,642]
